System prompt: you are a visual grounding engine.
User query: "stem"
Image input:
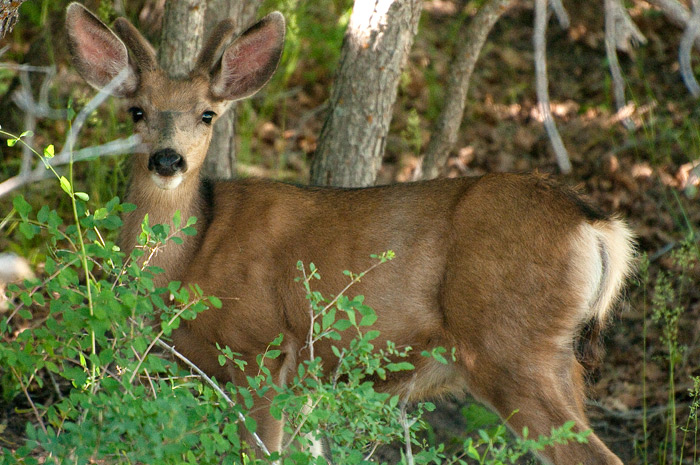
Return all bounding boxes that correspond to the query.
[668,340,677,463]
[154,337,272,457]
[11,367,47,435]
[642,275,649,464]
[66,124,97,394]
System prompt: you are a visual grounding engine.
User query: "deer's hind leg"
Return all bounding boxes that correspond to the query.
[456,341,622,465]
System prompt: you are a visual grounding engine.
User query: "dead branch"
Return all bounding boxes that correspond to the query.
[647,0,700,49]
[154,337,273,457]
[420,0,516,180]
[679,0,700,97]
[605,0,647,130]
[549,0,570,28]
[534,0,572,173]
[0,69,142,199]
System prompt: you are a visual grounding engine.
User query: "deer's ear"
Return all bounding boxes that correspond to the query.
[65,3,139,97]
[209,12,285,102]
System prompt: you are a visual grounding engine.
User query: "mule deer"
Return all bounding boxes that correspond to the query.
[66,3,634,463]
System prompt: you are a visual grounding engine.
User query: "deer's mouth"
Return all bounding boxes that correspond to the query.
[150,172,184,190]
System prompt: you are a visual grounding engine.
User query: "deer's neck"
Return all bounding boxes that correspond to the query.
[119,163,211,284]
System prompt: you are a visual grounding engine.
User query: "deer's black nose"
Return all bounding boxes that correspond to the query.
[148,149,186,176]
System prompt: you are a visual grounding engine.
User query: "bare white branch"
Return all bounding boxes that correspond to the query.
[549,0,570,29]
[647,0,700,51]
[0,136,141,198]
[680,0,700,97]
[604,0,646,130]
[534,0,572,173]
[154,337,273,457]
[0,68,143,199]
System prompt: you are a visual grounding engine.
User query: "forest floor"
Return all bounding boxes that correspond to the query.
[1,0,699,463]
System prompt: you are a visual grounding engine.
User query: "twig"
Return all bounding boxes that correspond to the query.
[534,0,572,173]
[0,136,141,198]
[549,0,570,29]
[154,337,273,457]
[399,397,415,465]
[0,67,143,199]
[587,399,687,421]
[11,367,48,436]
[679,0,700,97]
[362,441,380,462]
[421,0,516,180]
[647,0,700,49]
[605,0,647,129]
[398,379,417,465]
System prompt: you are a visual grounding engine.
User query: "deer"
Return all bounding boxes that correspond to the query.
[65,3,634,464]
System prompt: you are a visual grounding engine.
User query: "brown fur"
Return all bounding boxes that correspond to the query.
[66,3,635,463]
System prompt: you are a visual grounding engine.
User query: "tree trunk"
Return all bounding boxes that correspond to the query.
[309,0,423,187]
[158,0,207,77]
[203,0,262,180]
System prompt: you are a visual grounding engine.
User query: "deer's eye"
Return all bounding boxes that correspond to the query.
[128,107,145,123]
[201,111,216,125]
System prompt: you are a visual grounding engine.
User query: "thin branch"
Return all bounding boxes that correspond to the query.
[534,0,572,173]
[679,0,700,97]
[647,0,700,49]
[400,398,415,465]
[549,0,570,29]
[154,337,273,457]
[0,136,141,198]
[398,379,417,465]
[604,0,647,129]
[0,68,143,199]
[11,367,48,436]
[421,0,516,180]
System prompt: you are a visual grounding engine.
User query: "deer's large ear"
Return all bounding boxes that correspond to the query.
[65,3,139,97]
[209,12,285,102]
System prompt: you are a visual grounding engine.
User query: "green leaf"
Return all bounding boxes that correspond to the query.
[13,195,32,219]
[359,312,377,327]
[19,222,38,239]
[59,176,72,195]
[182,226,197,236]
[75,192,89,202]
[173,210,181,229]
[209,296,222,309]
[43,144,55,158]
[333,319,352,331]
[37,205,49,223]
[167,281,182,294]
[93,208,108,220]
[244,416,257,434]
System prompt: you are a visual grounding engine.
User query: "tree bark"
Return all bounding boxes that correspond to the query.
[203,0,262,180]
[158,0,207,78]
[309,0,423,187]
[421,0,515,180]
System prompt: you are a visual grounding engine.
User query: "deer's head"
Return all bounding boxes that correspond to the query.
[65,3,285,190]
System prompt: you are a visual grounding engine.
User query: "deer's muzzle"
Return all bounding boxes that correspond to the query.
[148,149,187,177]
